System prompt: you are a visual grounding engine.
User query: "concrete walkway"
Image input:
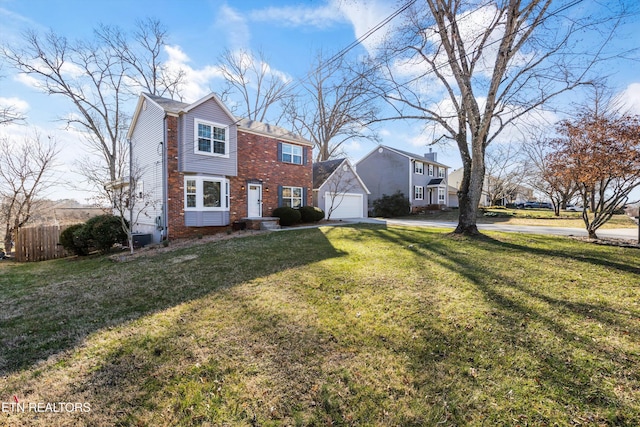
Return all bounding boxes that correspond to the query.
[353,217,639,242]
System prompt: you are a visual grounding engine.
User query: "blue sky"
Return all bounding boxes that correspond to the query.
[1,0,639,202]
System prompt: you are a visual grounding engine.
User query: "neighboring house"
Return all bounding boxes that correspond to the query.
[448,167,533,207]
[355,145,449,212]
[448,185,460,208]
[127,92,312,242]
[313,158,370,219]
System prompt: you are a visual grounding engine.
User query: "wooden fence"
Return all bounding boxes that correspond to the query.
[14,225,70,262]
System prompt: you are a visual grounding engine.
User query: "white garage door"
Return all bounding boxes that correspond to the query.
[324,193,364,219]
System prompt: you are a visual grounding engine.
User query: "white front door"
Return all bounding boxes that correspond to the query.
[247,184,262,217]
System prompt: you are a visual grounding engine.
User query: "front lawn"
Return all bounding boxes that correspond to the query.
[1,224,639,426]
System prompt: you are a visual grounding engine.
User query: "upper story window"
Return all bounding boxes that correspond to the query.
[195,120,227,156]
[428,164,434,176]
[184,176,230,211]
[438,167,445,178]
[280,142,303,164]
[414,161,424,174]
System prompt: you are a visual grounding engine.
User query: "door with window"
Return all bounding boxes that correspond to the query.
[247,184,262,217]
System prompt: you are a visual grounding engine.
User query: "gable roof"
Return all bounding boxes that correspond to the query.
[313,158,370,193]
[313,158,345,188]
[127,92,309,145]
[237,118,312,146]
[144,93,189,113]
[357,144,450,168]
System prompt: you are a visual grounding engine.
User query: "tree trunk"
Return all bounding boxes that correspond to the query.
[588,228,598,239]
[454,159,484,235]
[4,233,12,255]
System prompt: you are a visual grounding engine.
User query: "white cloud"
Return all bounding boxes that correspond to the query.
[164,45,225,102]
[336,0,396,55]
[619,82,640,115]
[248,0,395,55]
[215,5,250,49]
[249,3,345,28]
[0,97,29,114]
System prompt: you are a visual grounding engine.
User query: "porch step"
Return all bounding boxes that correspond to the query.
[260,220,280,230]
[241,217,280,230]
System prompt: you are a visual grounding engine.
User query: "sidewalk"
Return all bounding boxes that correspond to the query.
[352,217,639,242]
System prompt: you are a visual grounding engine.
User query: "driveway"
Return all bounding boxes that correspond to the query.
[356,218,639,241]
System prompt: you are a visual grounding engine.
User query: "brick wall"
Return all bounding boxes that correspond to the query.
[230,131,312,222]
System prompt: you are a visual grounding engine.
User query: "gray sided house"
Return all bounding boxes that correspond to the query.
[313,158,369,219]
[127,92,238,242]
[356,145,449,212]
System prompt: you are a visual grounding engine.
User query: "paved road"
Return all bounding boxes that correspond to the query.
[356,218,639,241]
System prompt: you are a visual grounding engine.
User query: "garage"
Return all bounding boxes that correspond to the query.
[324,192,364,219]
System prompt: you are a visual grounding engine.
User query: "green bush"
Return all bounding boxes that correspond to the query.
[59,223,90,256]
[83,215,128,253]
[299,205,325,223]
[373,191,410,218]
[272,207,302,226]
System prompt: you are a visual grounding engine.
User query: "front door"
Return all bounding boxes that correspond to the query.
[247,184,262,217]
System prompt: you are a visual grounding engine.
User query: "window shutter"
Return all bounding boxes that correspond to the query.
[278,185,283,207]
[302,187,308,206]
[277,142,282,162]
[303,146,308,165]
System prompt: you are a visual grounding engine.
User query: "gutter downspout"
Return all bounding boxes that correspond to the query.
[162,115,169,241]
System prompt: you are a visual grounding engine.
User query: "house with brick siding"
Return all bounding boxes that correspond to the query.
[126,92,312,242]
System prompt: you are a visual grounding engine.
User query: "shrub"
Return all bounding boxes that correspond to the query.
[373,191,410,218]
[59,223,91,256]
[272,207,302,226]
[84,214,128,253]
[299,205,325,223]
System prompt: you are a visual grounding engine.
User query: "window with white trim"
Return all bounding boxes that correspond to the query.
[281,143,302,164]
[414,161,424,174]
[184,176,230,210]
[428,164,434,176]
[414,185,424,200]
[195,120,227,156]
[281,186,303,208]
[438,187,446,203]
[438,167,445,178]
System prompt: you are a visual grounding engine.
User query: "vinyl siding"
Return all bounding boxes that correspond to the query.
[316,165,368,218]
[129,100,165,241]
[179,101,238,176]
[184,211,230,226]
[356,148,409,206]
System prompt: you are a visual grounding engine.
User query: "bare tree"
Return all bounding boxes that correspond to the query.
[0,66,26,125]
[95,18,186,100]
[484,143,526,206]
[522,134,577,215]
[218,48,290,125]
[317,159,362,220]
[0,132,59,254]
[286,53,379,162]
[370,0,627,234]
[1,20,183,205]
[106,162,157,254]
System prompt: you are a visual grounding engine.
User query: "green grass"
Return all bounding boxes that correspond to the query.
[1,225,639,426]
[415,208,638,229]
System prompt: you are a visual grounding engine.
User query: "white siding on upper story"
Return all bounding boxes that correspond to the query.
[179,100,238,176]
[129,99,166,239]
